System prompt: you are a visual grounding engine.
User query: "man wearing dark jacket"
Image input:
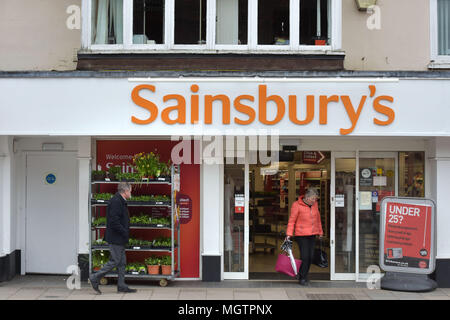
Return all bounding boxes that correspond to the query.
[89,182,137,294]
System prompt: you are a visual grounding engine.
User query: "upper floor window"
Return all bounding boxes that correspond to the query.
[430,0,450,68]
[82,0,342,51]
[437,0,450,55]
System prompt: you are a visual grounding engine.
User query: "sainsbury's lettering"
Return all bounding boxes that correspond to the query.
[131,84,395,135]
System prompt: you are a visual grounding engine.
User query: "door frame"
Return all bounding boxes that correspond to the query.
[331,151,356,280]
[331,151,399,281]
[223,158,249,280]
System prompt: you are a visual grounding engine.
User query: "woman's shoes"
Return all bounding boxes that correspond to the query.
[298,278,308,286]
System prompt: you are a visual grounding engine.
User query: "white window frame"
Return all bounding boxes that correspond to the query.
[430,0,450,69]
[81,0,342,53]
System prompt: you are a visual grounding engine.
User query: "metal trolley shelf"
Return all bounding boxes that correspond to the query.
[89,165,181,287]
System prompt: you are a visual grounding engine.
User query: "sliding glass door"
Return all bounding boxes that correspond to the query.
[331,152,398,281]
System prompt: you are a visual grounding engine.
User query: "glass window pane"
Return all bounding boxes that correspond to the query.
[175,0,207,44]
[216,0,248,45]
[300,0,329,45]
[438,0,450,55]
[91,0,123,44]
[335,158,356,274]
[358,157,395,274]
[224,162,245,273]
[133,0,165,44]
[258,0,289,45]
[399,152,425,198]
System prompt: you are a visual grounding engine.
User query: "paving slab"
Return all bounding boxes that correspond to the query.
[38,288,72,300]
[233,289,261,300]
[8,288,46,300]
[259,289,289,300]
[206,289,234,300]
[121,289,154,300]
[150,288,180,300]
[179,289,207,300]
[285,288,308,300]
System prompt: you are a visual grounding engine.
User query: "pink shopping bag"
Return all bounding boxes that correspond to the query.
[275,253,302,278]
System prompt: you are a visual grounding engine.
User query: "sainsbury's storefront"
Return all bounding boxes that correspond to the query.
[0,73,449,287]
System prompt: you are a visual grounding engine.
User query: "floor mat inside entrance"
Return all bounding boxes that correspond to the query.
[249,272,329,280]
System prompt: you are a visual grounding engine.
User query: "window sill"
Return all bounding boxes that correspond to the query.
[77,50,346,72]
[428,60,450,70]
[79,48,345,56]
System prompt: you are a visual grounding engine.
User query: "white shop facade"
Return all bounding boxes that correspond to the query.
[0,74,449,287]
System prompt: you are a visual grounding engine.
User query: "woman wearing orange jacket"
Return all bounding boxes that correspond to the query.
[286,188,323,286]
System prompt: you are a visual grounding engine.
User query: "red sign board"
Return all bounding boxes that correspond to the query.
[176,193,192,224]
[302,151,325,164]
[380,198,435,273]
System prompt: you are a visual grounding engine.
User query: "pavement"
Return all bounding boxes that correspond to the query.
[1,275,450,300]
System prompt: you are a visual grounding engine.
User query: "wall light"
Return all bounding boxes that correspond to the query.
[355,0,377,11]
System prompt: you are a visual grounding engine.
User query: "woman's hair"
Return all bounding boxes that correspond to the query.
[304,188,319,199]
[118,182,132,194]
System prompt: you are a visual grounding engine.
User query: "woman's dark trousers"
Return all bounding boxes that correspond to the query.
[295,235,316,281]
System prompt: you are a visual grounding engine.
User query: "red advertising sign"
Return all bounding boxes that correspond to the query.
[176,193,192,224]
[380,198,435,273]
[302,151,325,164]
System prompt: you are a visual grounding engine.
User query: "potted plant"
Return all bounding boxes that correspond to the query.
[92,170,106,181]
[133,152,163,180]
[145,256,160,275]
[160,256,172,275]
[108,166,122,181]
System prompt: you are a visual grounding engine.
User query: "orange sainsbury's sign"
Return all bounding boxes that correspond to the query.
[130,84,395,135]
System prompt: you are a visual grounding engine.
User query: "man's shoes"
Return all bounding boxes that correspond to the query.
[118,287,137,293]
[89,276,102,295]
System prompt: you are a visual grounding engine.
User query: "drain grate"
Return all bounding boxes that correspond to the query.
[306,293,356,300]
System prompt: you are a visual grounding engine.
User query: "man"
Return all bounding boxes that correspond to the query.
[89,182,137,294]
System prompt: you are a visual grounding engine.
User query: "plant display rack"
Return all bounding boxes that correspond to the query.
[89,164,180,287]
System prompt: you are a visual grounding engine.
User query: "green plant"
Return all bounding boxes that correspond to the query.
[160,255,171,266]
[152,237,171,248]
[92,250,110,268]
[151,217,170,226]
[92,216,107,226]
[91,170,106,180]
[116,172,141,181]
[93,239,107,246]
[145,256,161,266]
[133,152,160,178]
[93,193,114,201]
[108,166,122,180]
[128,238,152,247]
[129,214,152,225]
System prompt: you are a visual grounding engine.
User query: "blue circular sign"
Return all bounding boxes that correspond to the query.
[46,173,56,185]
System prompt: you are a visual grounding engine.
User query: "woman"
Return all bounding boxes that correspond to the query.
[286,188,323,286]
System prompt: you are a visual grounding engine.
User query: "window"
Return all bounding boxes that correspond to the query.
[83,0,341,51]
[398,152,425,198]
[133,0,165,44]
[430,0,450,67]
[438,0,450,55]
[216,0,248,45]
[300,0,329,45]
[175,0,207,44]
[258,0,289,45]
[91,0,124,45]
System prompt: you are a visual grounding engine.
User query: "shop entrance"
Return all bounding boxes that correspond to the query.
[248,151,331,280]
